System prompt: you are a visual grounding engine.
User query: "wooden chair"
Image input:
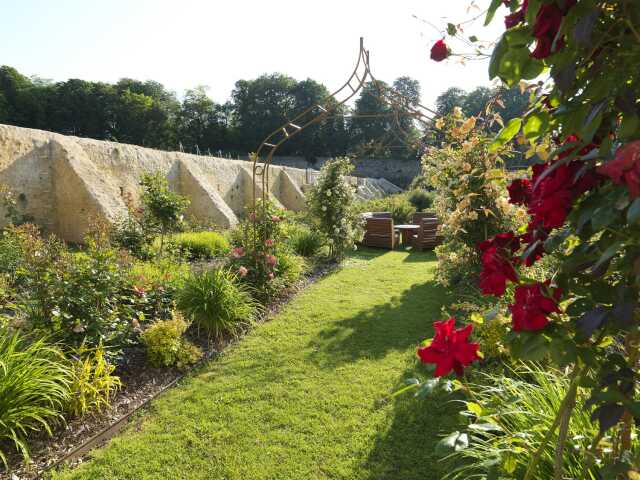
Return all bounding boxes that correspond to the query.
[412,212,437,225]
[411,217,441,251]
[362,217,395,249]
[371,212,392,219]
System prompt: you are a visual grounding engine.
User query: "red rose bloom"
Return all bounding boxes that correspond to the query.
[430,39,449,62]
[597,141,640,197]
[510,282,562,331]
[417,318,480,377]
[507,178,533,206]
[504,0,528,29]
[478,233,520,296]
[533,4,563,38]
[519,221,548,266]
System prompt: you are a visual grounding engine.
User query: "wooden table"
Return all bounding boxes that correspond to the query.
[395,224,419,246]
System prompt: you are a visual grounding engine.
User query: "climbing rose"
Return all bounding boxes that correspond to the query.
[478,233,520,296]
[530,3,563,59]
[231,247,245,258]
[271,215,281,222]
[519,221,548,266]
[265,239,275,247]
[597,141,640,198]
[507,178,532,206]
[238,266,248,277]
[267,272,275,280]
[510,282,562,331]
[430,39,449,62]
[417,318,480,377]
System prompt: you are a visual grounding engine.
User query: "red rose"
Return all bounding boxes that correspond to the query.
[504,0,528,29]
[597,141,640,197]
[417,318,480,377]
[519,221,548,266]
[510,282,562,331]
[533,4,563,38]
[478,233,520,296]
[507,178,532,205]
[531,35,554,59]
[430,39,449,62]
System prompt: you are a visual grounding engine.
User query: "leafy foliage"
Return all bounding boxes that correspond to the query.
[0,327,71,466]
[67,343,121,418]
[166,231,230,260]
[140,312,202,369]
[284,223,324,258]
[177,268,259,339]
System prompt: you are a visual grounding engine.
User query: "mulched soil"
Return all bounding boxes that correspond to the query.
[2,259,339,480]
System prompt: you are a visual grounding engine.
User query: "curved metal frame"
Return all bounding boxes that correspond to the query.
[251,36,440,206]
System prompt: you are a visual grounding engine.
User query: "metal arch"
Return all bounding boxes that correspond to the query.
[251,37,443,205]
[252,37,373,206]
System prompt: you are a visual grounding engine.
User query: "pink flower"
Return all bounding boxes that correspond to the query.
[231,247,245,258]
[266,254,278,266]
[265,239,275,247]
[133,285,146,296]
[238,266,248,277]
[271,215,281,222]
[267,272,275,280]
[248,212,257,222]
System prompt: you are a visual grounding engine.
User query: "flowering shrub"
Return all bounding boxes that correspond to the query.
[420,1,640,476]
[228,199,291,298]
[307,157,363,259]
[422,113,523,287]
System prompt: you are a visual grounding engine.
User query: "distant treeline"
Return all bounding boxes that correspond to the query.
[0,66,527,159]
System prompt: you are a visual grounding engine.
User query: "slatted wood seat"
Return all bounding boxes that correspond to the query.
[411,217,442,251]
[362,217,395,249]
[412,212,437,225]
[371,212,392,219]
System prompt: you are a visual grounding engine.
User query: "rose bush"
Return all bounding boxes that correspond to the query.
[419,1,640,476]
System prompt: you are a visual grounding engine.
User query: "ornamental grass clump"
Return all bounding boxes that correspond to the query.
[177,268,259,340]
[0,327,72,466]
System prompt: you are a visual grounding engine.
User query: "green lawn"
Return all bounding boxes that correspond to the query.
[53,249,459,480]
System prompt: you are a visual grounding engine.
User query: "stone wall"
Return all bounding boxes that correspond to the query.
[242,156,421,188]
[0,124,400,243]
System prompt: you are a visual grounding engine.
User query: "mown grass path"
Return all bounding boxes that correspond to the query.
[54,249,459,480]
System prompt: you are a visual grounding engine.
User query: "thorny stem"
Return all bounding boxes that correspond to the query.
[523,364,583,480]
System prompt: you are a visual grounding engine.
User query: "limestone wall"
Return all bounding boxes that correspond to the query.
[0,124,399,243]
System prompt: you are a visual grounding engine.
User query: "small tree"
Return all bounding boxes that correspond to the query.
[140,173,189,254]
[307,157,363,259]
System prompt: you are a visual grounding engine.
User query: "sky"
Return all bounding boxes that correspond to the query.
[0,0,508,108]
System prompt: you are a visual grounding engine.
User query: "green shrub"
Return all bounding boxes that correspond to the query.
[0,327,72,466]
[409,175,431,190]
[67,343,121,418]
[140,312,202,368]
[355,192,416,224]
[275,250,306,285]
[167,231,230,260]
[286,225,324,257]
[408,189,434,211]
[177,268,260,339]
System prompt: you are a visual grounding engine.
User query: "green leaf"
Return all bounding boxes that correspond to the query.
[620,114,640,140]
[489,36,508,80]
[447,23,457,36]
[468,422,503,433]
[490,118,522,152]
[466,401,483,417]
[523,112,550,140]
[485,0,503,25]
[627,198,640,224]
[592,241,624,273]
[469,35,478,42]
[510,332,549,362]
[435,431,469,456]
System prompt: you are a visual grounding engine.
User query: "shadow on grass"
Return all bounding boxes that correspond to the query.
[362,364,464,480]
[307,278,451,369]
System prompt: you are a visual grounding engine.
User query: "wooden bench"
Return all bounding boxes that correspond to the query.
[362,217,395,249]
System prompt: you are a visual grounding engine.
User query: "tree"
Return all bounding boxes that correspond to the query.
[176,86,229,153]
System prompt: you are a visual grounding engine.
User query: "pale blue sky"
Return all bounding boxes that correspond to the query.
[1,0,507,107]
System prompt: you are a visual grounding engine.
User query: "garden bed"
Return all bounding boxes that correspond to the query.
[3,259,339,480]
